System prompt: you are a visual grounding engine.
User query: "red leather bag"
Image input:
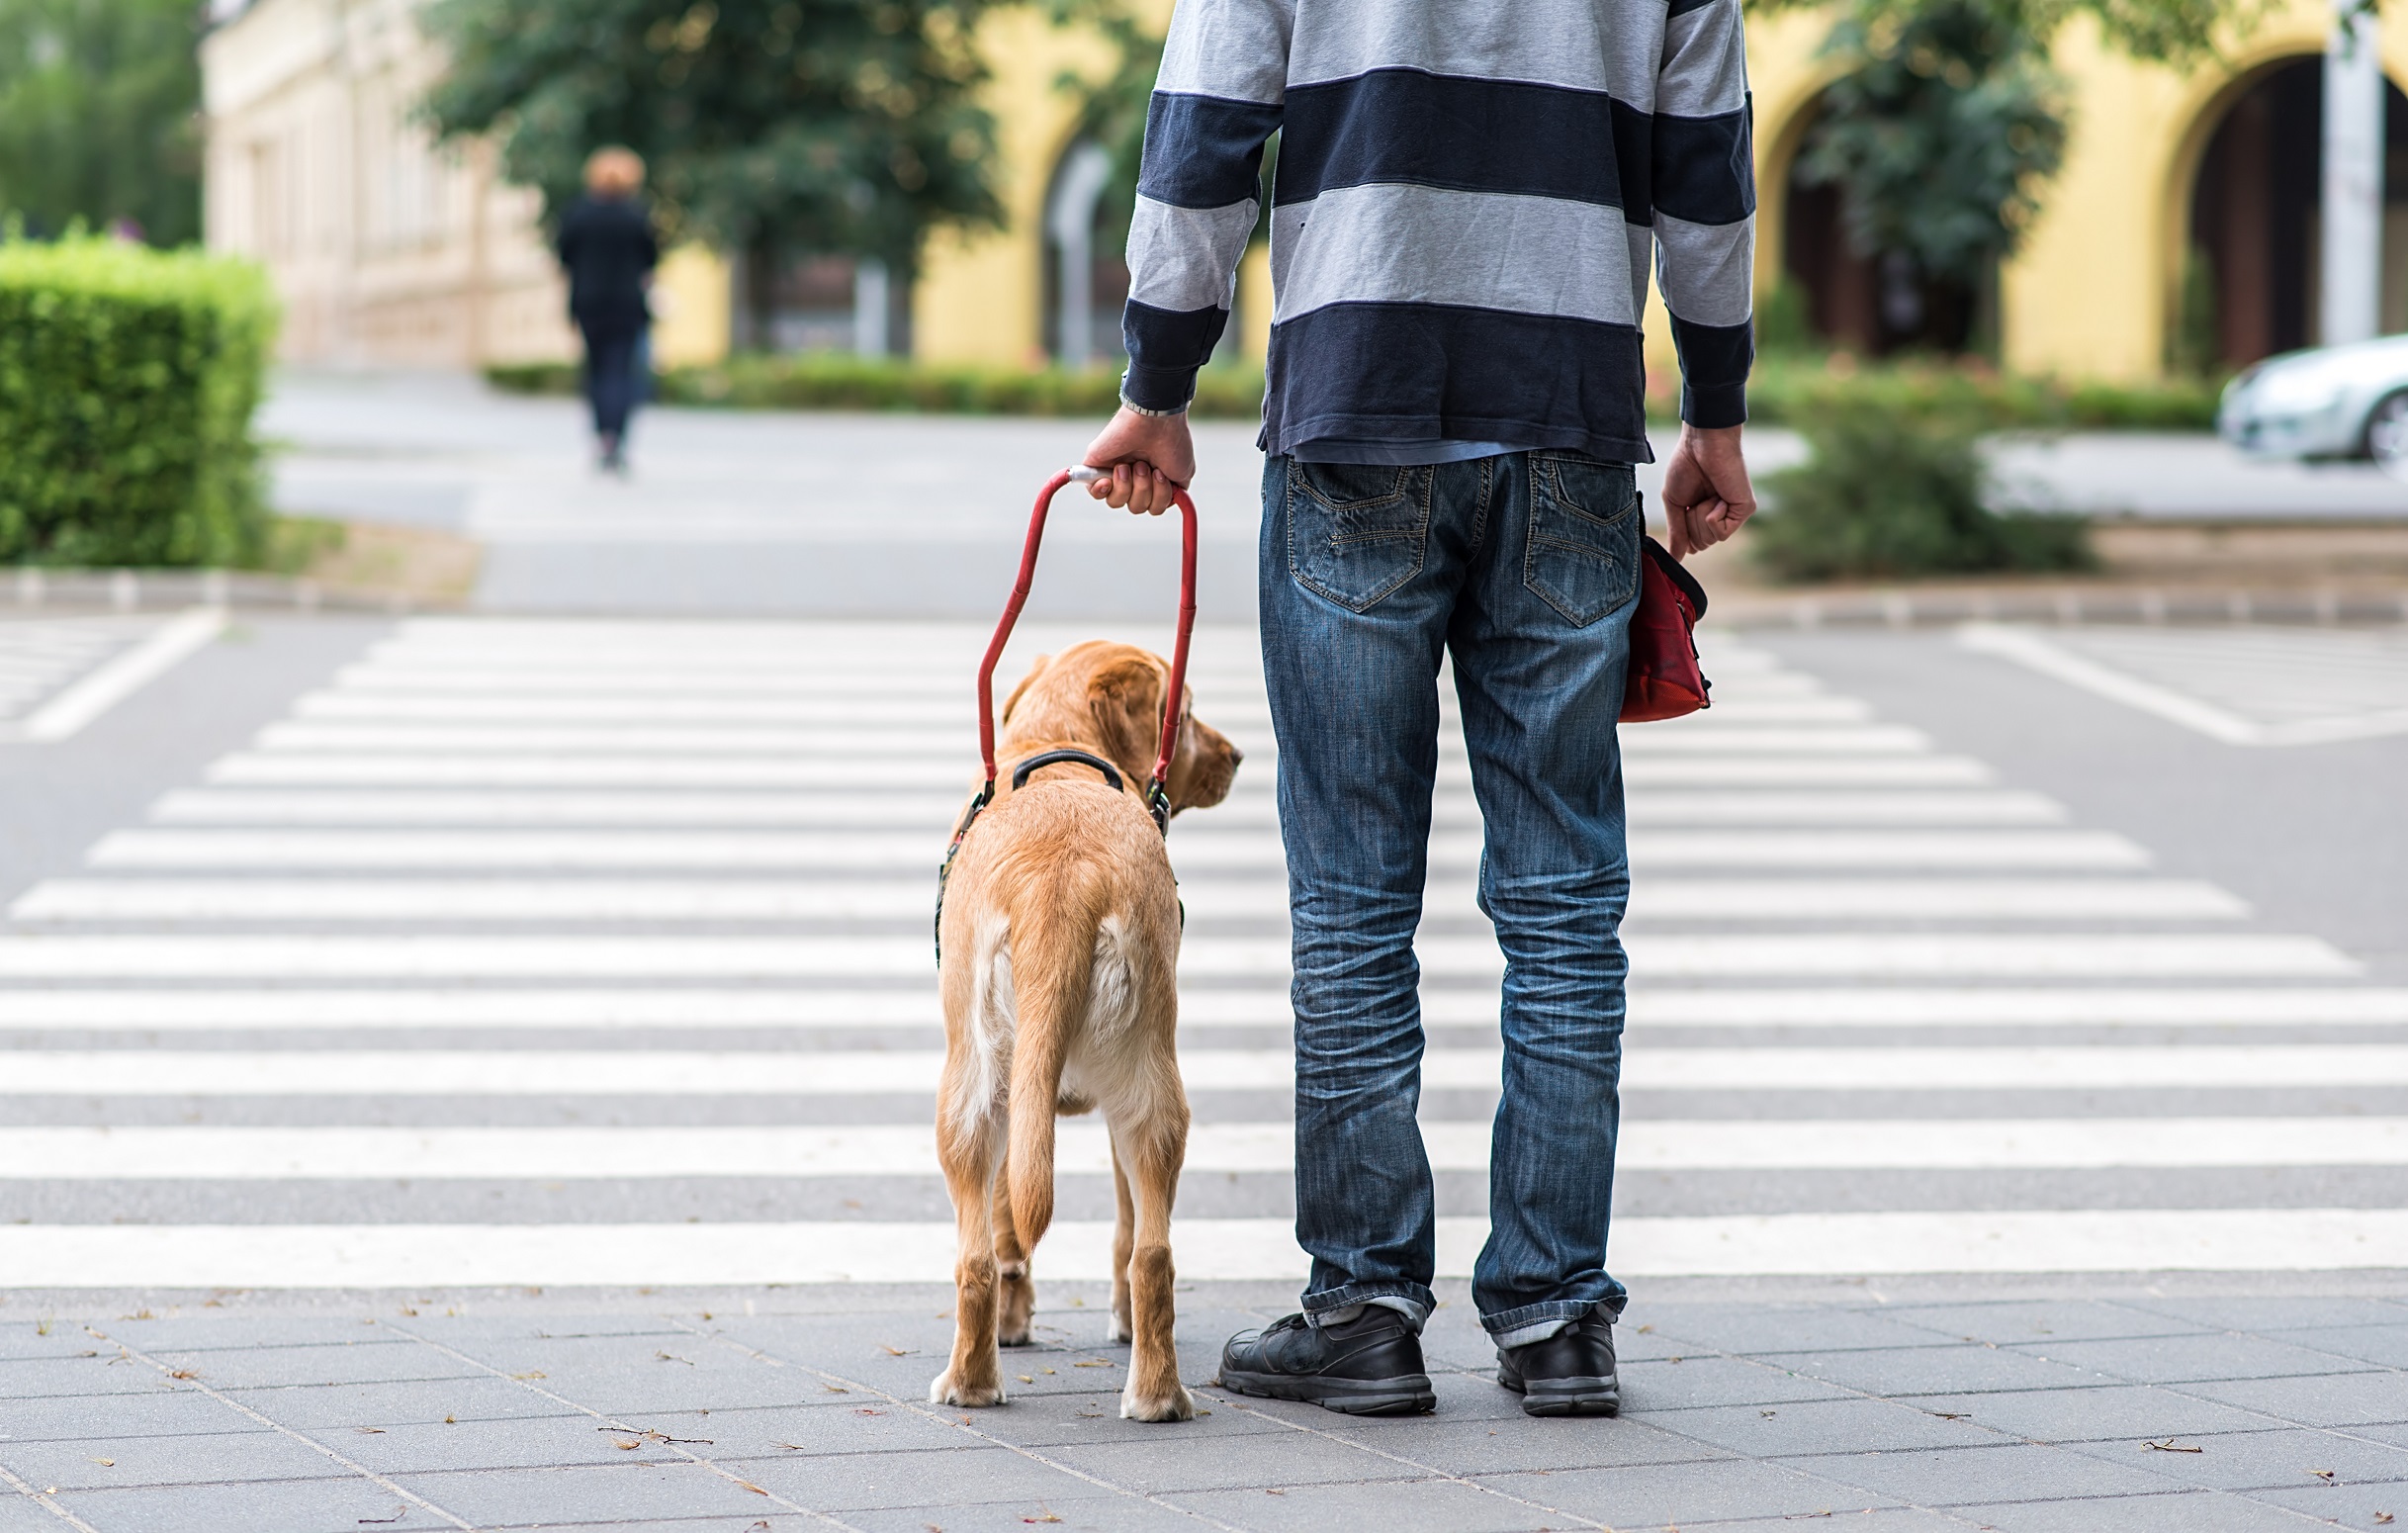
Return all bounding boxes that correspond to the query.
[1621,535,1711,722]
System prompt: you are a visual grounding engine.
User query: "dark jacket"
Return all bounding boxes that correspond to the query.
[556,195,660,335]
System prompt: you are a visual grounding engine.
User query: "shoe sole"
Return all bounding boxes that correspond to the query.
[1216,1368,1437,1416]
[1500,1374,1621,1417]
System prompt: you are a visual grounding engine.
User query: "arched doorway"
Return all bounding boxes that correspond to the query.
[2186,56,2408,367]
[1042,140,1131,367]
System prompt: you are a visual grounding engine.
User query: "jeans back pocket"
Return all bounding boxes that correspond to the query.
[1523,454,1639,626]
[1286,460,1432,613]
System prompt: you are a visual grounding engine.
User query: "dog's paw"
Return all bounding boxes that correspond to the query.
[929,1371,1007,1407]
[997,1323,1033,1347]
[1119,1381,1197,1423]
[1107,1313,1133,1344]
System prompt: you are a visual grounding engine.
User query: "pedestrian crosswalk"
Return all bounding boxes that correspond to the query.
[6,616,2407,1290]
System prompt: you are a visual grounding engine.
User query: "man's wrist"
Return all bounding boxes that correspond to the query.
[1118,396,1188,419]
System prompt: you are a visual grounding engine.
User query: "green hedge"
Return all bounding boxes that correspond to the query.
[1722,353,2222,432]
[492,348,2219,433]
[0,237,279,567]
[487,352,1267,418]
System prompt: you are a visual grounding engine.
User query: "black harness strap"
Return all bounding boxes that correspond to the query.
[935,750,1170,965]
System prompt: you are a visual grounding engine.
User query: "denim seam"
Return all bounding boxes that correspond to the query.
[1304,1281,1436,1319]
[1481,1298,1611,1336]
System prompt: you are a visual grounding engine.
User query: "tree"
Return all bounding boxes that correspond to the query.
[420,0,1005,344]
[0,0,203,245]
[1764,0,2264,352]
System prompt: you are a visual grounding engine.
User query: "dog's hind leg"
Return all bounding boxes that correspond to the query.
[931,1108,1008,1406]
[1108,1141,1135,1344]
[1110,1103,1196,1422]
[990,1152,1035,1346]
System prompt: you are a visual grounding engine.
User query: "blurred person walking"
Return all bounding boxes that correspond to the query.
[556,147,660,474]
[1079,0,1759,1417]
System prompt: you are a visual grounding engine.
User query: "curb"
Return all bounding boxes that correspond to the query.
[7,568,455,616]
[1712,585,2408,630]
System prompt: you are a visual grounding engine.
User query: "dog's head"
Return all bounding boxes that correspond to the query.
[999,640,1241,815]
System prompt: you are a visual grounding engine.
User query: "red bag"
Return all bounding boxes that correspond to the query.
[1621,535,1711,722]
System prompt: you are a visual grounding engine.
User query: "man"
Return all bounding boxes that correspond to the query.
[1081,0,1759,1416]
[556,147,660,474]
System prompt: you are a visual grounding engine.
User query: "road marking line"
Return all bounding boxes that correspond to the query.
[5,1044,2407,1094]
[4,1209,2404,1284]
[9,874,2247,923]
[8,1118,2404,1178]
[0,931,2347,977]
[2,608,226,744]
[84,828,2151,870]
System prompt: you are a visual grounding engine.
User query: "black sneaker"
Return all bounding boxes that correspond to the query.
[1217,1309,1437,1415]
[1496,1311,1620,1416]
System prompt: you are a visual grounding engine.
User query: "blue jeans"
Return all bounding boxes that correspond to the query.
[580,323,645,439]
[1259,450,1640,1348]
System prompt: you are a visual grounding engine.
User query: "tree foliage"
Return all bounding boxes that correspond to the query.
[0,0,202,245]
[419,0,1004,281]
[1796,0,2068,289]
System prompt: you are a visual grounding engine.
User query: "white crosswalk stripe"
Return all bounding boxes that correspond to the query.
[3,617,2399,1287]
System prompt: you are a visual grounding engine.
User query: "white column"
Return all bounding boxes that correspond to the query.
[2322,0,2385,345]
[852,258,890,357]
[1046,142,1114,366]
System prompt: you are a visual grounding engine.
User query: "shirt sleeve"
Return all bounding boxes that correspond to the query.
[1651,0,1755,428]
[1118,0,1292,412]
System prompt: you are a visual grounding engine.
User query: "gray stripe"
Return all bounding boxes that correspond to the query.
[1627,223,1656,324]
[1158,0,1295,104]
[1657,0,1748,118]
[1126,196,1259,312]
[1654,211,1754,326]
[1286,0,1666,107]
[1271,184,1638,327]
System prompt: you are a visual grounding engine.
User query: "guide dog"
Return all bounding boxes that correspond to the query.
[930,641,1240,1422]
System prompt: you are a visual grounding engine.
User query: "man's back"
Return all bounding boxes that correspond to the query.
[556,195,659,335]
[1120,0,1754,463]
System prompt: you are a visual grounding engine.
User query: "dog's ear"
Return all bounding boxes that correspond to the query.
[1000,655,1052,724]
[1087,654,1166,776]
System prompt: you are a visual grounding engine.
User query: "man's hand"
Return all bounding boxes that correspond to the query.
[1658,423,1755,561]
[1082,406,1196,515]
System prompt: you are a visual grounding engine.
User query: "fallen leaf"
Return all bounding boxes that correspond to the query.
[1018,1375,1034,1384]
[1637,1324,1654,1334]
[1041,1367,1055,1375]
[443,1415,457,1424]
[1072,1360,1111,1368]
[1761,1409,1778,1418]
[655,1351,693,1366]
[2144,1439,2201,1453]
[509,1371,546,1381]
[167,1370,198,1381]
[613,1439,641,1451]
[1668,1356,1683,1364]
[1024,1512,1063,1525]
[855,1408,884,1416]
[358,1511,404,1526]
[2373,1512,2392,1524]
[1266,1488,1286,1496]
[354,1428,386,1436]
[882,1345,907,1356]
[1930,1412,1970,1420]
[89,1459,112,1468]
[823,1385,848,1394]
[2311,1469,2337,1483]
[736,1480,768,1496]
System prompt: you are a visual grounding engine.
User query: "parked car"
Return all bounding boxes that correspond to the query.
[2217,334,2408,473]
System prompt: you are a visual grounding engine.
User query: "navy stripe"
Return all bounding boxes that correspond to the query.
[1276,69,1644,214]
[1665,0,1723,16]
[1669,316,1751,427]
[1122,299,1232,410]
[1138,93,1284,210]
[1263,302,1650,463]
[1652,101,1753,225]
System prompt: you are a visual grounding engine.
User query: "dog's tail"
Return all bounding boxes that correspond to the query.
[1005,900,1093,1251]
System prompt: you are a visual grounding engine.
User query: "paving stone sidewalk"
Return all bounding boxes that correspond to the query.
[5,1277,2406,1532]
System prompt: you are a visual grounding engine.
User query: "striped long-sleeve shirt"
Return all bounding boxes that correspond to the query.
[1119,0,1755,463]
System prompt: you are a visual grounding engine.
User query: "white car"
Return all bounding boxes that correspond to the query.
[2217,334,2408,472]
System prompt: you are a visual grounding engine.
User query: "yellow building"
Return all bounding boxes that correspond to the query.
[203,0,2407,383]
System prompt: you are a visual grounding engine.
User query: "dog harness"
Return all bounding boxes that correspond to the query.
[933,466,1199,968]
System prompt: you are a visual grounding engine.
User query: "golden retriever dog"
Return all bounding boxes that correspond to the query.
[930,640,1241,1423]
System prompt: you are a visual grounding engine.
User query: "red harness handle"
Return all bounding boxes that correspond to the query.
[975,467,1198,819]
